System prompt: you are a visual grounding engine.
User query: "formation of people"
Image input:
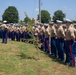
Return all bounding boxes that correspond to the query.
[32,19,76,67]
[0,23,31,44]
[0,19,76,67]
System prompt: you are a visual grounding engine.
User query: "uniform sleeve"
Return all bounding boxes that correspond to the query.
[42,28,45,33]
[47,29,50,36]
[70,29,75,37]
[74,29,76,35]
[36,28,40,34]
[53,27,57,35]
[60,28,65,37]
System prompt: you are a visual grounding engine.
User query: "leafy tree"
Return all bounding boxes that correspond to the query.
[38,10,51,23]
[0,20,2,23]
[2,6,19,23]
[73,20,76,23]
[31,18,35,24]
[19,20,24,26]
[53,10,65,23]
[24,12,32,25]
[24,16,32,24]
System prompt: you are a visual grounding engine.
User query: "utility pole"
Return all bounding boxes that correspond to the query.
[39,0,41,23]
[75,15,76,21]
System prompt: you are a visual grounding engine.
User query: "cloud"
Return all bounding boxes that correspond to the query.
[35,8,39,11]
[63,6,72,11]
[68,9,72,11]
[63,6,67,9]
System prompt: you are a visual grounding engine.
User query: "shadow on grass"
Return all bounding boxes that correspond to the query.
[48,54,66,65]
[38,46,67,66]
[17,52,38,61]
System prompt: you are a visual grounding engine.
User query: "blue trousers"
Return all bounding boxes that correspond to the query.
[65,40,75,67]
[2,37,7,44]
[10,31,15,41]
[72,42,76,67]
[56,38,64,61]
[44,38,50,54]
[1,30,7,44]
[16,33,20,42]
[38,34,42,40]
[72,43,76,56]
[42,35,45,50]
[51,37,57,57]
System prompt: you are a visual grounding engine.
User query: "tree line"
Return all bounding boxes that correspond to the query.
[1,6,67,24]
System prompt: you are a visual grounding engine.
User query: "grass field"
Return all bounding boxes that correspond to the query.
[0,39,76,75]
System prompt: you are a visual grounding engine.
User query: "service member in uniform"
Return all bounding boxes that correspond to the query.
[56,20,65,62]
[49,22,57,57]
[1,24,8,44]
[44,24,50,54]
[65,19,75,67]
[72,23,76,66]
[40,23,45,50]
[0,23,2,38]
[34,23,40,46]
[15,28,21,42]
[10,26,15,41]
[20,26,24,42]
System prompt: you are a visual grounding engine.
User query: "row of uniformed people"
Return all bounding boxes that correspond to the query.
[0,20,76,67]
[9,26,30,42]
[0,24,30,43]
[32,19,76,67]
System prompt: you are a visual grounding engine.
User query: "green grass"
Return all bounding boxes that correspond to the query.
[0,39,76,75]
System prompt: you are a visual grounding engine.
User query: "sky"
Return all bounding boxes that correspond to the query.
[0,0,76,20]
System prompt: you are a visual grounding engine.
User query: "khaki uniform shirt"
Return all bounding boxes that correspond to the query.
[65,26,75,40]
[74,28,76,39]
[45,28,50,38]
[51,26,56,37]
[35,27,39,35]
[57,26,65,38]
[41,26,45,35]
